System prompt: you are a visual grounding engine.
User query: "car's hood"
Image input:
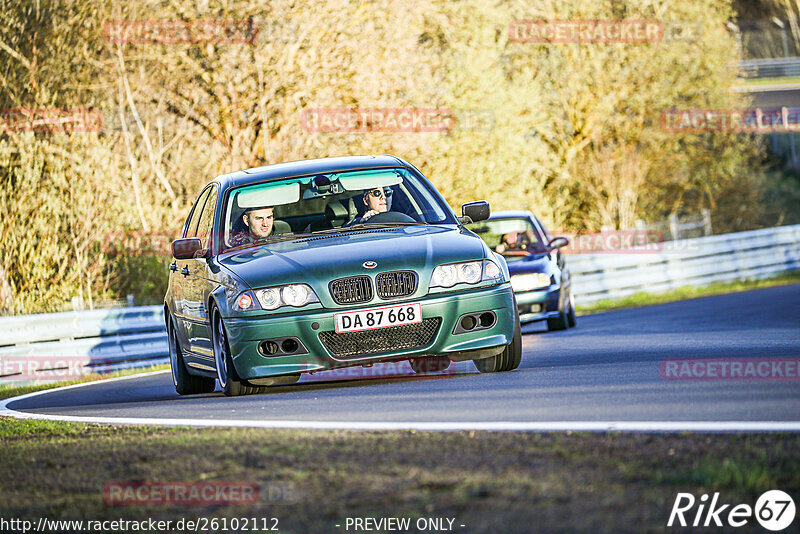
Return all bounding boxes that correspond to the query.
[506,252,552,275]
[217,225,487,293]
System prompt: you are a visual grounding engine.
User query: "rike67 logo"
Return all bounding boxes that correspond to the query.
[668,490,796,531]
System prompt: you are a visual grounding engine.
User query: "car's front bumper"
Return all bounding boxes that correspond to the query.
[514,285,561,323]
[223,283,516,380]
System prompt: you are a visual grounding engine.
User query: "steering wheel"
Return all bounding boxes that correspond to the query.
[363,211,417,224]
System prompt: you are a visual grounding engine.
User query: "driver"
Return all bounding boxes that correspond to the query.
[230,206,279,246]
[355,186,392,223]
[496,231,533,253]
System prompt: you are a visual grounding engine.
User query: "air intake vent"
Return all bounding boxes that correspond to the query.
[319,318,442,359]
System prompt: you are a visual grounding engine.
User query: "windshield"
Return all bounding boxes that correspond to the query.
[222,167,455,250]
[467,217,546,258]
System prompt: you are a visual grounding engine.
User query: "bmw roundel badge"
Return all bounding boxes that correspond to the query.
[363,261,378,269]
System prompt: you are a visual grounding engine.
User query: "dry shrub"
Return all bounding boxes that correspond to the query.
[0,0,783,313]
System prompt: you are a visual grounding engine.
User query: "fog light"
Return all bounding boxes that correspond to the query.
[479,312,495,327]
[281,338,299,354]
[460,315,477,331]
[260,340,279,356]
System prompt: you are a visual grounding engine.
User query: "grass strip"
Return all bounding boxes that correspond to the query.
[0,419,797,533]
[577,271,800,315]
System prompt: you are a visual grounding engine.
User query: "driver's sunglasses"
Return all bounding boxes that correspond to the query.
[366,188,392,198]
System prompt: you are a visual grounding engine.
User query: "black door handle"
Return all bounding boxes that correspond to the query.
[169,262,178,272]
[181,266,190,277]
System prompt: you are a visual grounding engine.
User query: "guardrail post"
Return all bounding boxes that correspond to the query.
[71,296,85,311]
[701,209,712,236]
[669,214,680,241]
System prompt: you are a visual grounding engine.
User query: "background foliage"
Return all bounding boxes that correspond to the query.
[0,0,794,313]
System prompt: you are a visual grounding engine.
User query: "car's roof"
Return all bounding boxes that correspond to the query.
[214,155,410,189]
[489,210,534,220]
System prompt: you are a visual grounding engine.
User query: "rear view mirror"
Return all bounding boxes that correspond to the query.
[172,238,203,259]
[460,201,490,224]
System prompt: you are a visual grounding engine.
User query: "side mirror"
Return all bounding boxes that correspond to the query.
[172,238,204,260]
[460,201,490,224]
[548,236,569,250]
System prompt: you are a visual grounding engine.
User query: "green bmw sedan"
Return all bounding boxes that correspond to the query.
[165,155,521,396]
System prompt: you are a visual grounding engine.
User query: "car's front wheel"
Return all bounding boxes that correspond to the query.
[168,316,216,395]
[474,301,522,373]
[566,291,577,328]
[212,310,260,397]
[546,292,570,331]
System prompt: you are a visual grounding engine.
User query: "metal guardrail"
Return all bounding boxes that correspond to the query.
[569,224,800,305]
[739,57,800,79]
[1,225,798,384]
[0,306,168,385]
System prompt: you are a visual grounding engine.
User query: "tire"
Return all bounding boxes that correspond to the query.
[212,310,260,397]
[546,292,570,331]
[168,316,216,395]
[474,300,522,373]
[566,292,577,328]
[409,356,451,374]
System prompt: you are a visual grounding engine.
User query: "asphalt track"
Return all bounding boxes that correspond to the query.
[3,284,800,431]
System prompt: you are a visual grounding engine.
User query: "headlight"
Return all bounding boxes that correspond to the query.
[430,260,503,288]
[510,273,551,292]
[281,284,311,307]
[459,262,482,284]
[236,284,319,311]
[431,264,458,288]
[256,287,282,310]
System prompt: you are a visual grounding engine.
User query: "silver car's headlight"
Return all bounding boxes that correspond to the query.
[430,260,503,289]
[234,284,320,311]
[510,273,551,292]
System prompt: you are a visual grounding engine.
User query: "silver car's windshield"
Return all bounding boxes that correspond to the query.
[468,217,546,257]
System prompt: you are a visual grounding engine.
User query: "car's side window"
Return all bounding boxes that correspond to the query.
[184,188,211,238]
[195,186,219,249]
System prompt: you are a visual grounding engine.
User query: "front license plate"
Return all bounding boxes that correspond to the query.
[334,303,423,333]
